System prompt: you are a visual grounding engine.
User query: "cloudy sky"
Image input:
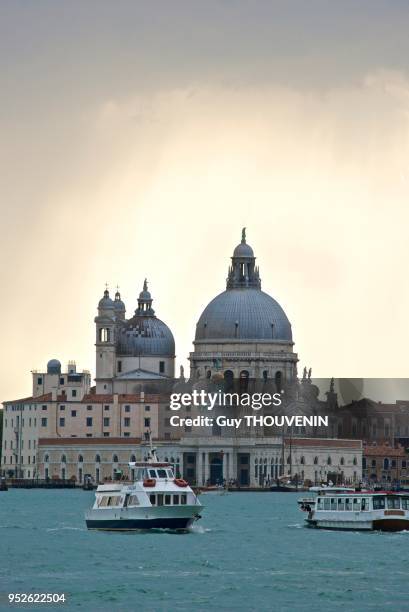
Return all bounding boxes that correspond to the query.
[1,1,409,402]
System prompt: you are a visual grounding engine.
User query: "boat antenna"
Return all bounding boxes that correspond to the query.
[147,429,158,463]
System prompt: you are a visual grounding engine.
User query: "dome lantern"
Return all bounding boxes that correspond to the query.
[227,228,260,290]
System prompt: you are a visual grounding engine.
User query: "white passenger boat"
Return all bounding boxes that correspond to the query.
[85,446,203,531]
[298,487,409,531]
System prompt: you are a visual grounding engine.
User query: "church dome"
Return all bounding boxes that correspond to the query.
[116,280,175,357]
[195,229,292,342]
[98,288,115,310]
[233,242,254,258]
[47,358,61,374]
[117,317,175,356]
[195,289,292,341]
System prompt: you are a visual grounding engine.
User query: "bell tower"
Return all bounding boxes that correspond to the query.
[95,287,116,393]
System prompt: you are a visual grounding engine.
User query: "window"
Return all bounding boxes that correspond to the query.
[313,456,318,465]
[373,497,385,510]
[78,455,83,463]
[300,456,305,465]
[402,498,409,510]
[87,405,92,411]
[353,457,357,466]
[124,417,130,427]
[361,499,369,511]
[330,498,337,511]
[145,405,150,412]
[112,455,118,463]
[323,498,330,510]
[149,494,156,505]
[173,495,180,505]
[99,328,111,342]
[118,360,122,373]
[128,495,140,506]
[165,494,171,505]
[59,405,65,411]
[104,417,110,427]
[72,389,77,398]
[353,498,361,511]
[60,377,64,385]
[345,498,352,511]
[86,417,93,427]
[103,432,110,437]
[104,405,110,411]
[42,405,47,411]
[181,494,187,505]
[41,418,47,427]
[159,361,165,374]
[86,434,92,438]
[37,377,42,385]
[144,418,150,428]
[124,405,130,413]
[387,497,401,509]
[340,457,345,466]
[124,432,130,437]
[71,410,77,417]
[384,458,390,470]
[59,417,65,427]
[61,455,67,463]
[327,457,332,466]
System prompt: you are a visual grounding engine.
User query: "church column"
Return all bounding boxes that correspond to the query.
[222,452,229,482]
[249,453,256,487]
[204,451,210,484]
[197,451,203,486]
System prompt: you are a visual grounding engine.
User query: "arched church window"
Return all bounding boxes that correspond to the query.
[340,457,345,466]
[61,455,66,464]
[353,457,357,466]
[327,456,332,466]
[95,454,101,463]
[263,370,268,382]
[44,454,49,463]
[99,328,111,343]
[224,370,234,393]
[78,455,83,463]
[300,456,305,465]
[113,454,119,464]
[130,455,136,462]
[239,370,249,393]
[314,456,318,465]
[287,455,291,464]
[275,371,282,392]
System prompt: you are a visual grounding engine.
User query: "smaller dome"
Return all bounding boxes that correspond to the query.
[139,278,151,300]
[233,242,254,258]
[98,289,115,310]
[47,359,61,374]
[114,290,125,311]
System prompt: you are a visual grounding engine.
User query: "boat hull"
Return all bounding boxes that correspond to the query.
[86,516,197,531]
[306,517,409,531]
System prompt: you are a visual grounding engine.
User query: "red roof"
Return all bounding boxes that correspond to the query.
[364,445,406,457]
[38,437,142,446]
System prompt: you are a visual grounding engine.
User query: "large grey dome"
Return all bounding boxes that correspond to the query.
[195,289,292,342]
[47,359,61,374]
[117,316,175,356]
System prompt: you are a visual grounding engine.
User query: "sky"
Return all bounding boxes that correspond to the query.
[1,1,409,403]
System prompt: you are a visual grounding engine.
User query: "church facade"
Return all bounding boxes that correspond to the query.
[1,231,363,486]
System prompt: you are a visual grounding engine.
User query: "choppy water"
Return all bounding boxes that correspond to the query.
[1,490,409,611]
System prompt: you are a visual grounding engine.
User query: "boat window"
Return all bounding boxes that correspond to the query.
[323,498,330,510]
[166,469,174,478]
[373,497,385,510]
[173,495,180,505]
[98,496,109,507]
[128,495,140,506]
[387,497,401,509]
[361,497,369,510]
[165,494,171,505]
[157,494,164,506]
[353,498,360,511]
[149,494,156,505]
[337,498,345,511]
[181,494,187,505]
[330,498,337,511]
[157,469,167,479]
[345,499,352,511]
[317,498,322,507]
[402,498,409,510]
[107,496,121,507]
[149,469,157,478]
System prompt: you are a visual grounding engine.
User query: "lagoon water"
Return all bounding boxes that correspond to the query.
[1,490,409,611]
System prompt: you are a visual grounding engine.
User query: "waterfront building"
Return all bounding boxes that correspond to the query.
[0,231,375,486]
[362,443,408,486]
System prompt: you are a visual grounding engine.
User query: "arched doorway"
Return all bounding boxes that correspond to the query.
[224,370,234,392]
[209,455,223,485]
[239,370,249,393]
